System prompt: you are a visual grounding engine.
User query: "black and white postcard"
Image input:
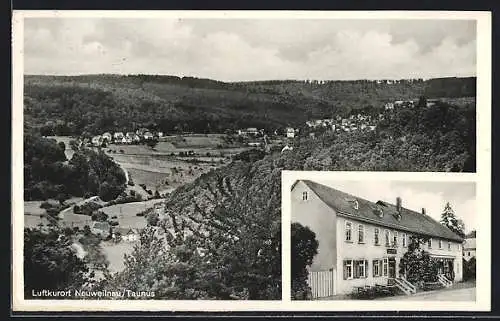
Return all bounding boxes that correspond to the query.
[11,10,491,312]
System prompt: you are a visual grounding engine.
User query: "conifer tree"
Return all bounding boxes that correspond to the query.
[440,202,465,238]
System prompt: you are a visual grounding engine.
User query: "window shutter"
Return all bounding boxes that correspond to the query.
[365,260,369,278]
[372,260,376,277]
[343,261,348,280]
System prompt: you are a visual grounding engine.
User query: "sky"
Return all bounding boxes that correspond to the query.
[23,18,477,81]
[315,180,476,233]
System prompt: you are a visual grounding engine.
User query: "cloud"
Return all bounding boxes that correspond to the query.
[23,18,477,81]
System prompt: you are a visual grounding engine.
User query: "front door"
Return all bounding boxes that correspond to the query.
[387,258,396,285]
[389,258,396,278]
[445,260,454,281]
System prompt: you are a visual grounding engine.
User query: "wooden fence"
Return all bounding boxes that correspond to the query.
[307,268,336,299]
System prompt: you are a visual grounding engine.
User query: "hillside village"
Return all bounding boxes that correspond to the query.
[84,98,429,151]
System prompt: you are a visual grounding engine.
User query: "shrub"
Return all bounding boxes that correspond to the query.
[46,208,60,218]
[291,223,319,300]
[91,211,108,222]
[40,201,52,209]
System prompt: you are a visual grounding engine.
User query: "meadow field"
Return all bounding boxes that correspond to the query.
[101,240,137,273]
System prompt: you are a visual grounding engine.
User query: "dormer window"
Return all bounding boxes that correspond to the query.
[302,191,308,201]
[373,206,384,218]
[353,200,359,210]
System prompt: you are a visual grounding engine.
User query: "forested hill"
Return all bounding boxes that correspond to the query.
[24,74,475,135]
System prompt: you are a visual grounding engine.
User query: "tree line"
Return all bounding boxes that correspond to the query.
[24,132,127,202]
[24,75,475,137]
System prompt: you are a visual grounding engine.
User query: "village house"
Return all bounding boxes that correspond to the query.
[246,128,259,136]
[102,132,112,143]
[154,203,167,220]
[286,127,296,138]
[143,131,154,140]
[126,131,136,141]
[91,135,103,146]
[306,120,315,128]
[121,228,140,242]
[426,99,439,107]
[463,236,476,261]
[291,180,463,298]
[136,128,149,136]
[113,132,124,141]
[123,136,133,144]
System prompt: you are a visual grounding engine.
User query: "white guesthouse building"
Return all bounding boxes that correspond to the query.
[291,180,464,298]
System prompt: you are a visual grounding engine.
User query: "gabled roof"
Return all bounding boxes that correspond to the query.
[463,238,476,250]
[297,180,463,242]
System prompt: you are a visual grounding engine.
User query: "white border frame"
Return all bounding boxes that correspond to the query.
[12,10,491,312]
[282,171,490,311]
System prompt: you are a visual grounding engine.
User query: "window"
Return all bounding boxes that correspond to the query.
[345,222,352,242]
[392,231,398,247]
[382,258,388,276]
[374,228,380,245]
[428,238,432,249]
[302,191,308,201]
[343,260,353,279]
[358,224,365,243]
[439,239,443,249]
[402,233,407,247]
[385,230,390,247]
[353,200,359,210]
[468,251,470,257]
[355,260,366,278]
[373,259,381,277]
[448,241,451,251]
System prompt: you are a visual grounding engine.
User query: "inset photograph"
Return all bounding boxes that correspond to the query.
[289,177,476,301]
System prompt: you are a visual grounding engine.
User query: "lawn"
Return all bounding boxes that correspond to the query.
[101,240,137,273]
[60,212,93,229]
[24,213,51,229]
[100,199,163,229]
[24,201,47,216]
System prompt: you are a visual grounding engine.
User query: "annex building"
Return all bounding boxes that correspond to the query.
[291,180,464,298]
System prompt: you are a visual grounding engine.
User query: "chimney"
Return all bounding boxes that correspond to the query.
[421,208,426,215]
[396,197,402,213]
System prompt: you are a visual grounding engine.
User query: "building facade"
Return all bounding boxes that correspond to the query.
[291,180,463,297]
[463,237,476,261]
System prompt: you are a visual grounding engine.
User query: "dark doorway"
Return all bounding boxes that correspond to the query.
[388,258,396,278]
[445,260,455,280]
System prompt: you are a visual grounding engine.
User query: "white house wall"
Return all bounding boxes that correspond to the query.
[336,216,402,294]
[291,181,337,272]
[335,216,463,294]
